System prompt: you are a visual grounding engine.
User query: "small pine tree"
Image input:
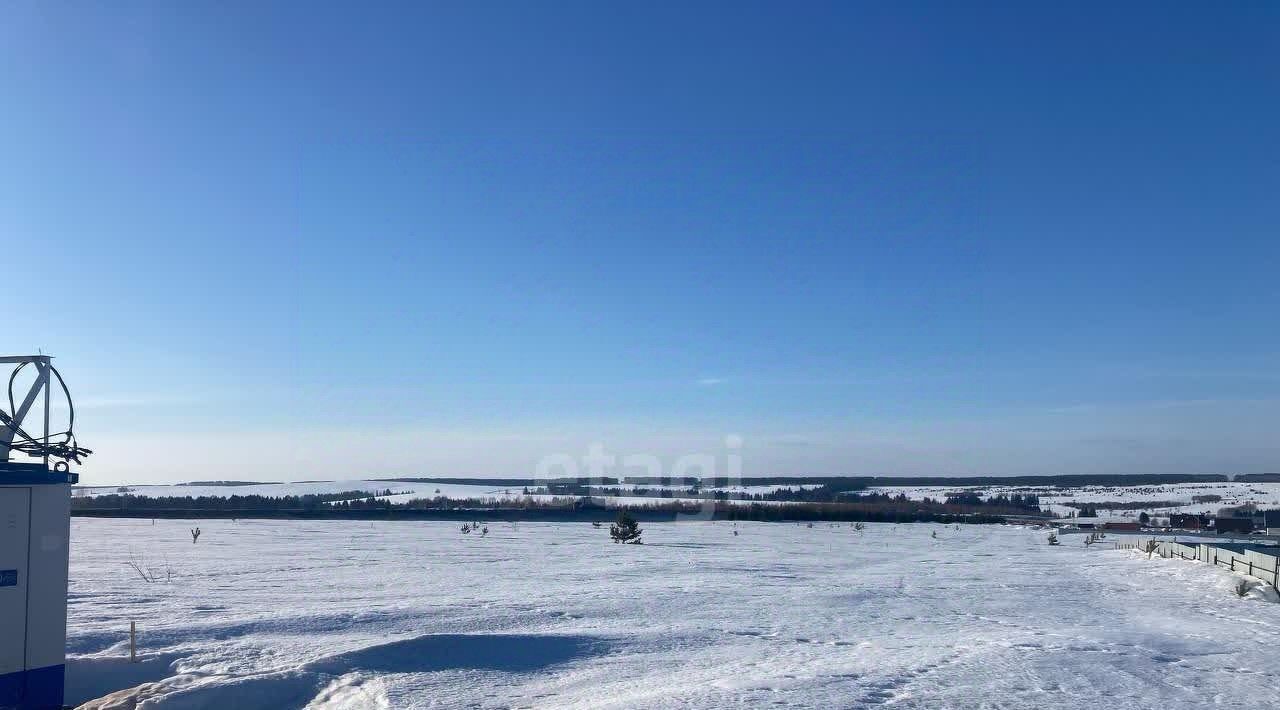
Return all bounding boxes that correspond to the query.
[610,511,643,544]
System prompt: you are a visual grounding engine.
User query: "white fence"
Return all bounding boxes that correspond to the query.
[1114,539,1280,587]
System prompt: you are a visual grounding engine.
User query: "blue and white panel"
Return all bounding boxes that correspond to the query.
[25,485,70,673]
[0,486,32,706]
[0,483,69,710]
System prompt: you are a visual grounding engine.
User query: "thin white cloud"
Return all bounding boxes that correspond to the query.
[74,394,198,409]
[696,377,725,386]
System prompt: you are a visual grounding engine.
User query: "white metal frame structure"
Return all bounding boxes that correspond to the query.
[0,355,54,468]
[0,355,79,709]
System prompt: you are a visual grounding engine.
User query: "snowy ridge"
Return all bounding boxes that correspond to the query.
[75,480,830,511]
[870,481,1280,518]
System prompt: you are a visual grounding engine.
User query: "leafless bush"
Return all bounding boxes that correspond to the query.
[1235,579,1252,598]
[125,551,174,584]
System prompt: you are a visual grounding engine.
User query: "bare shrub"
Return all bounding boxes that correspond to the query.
[126,551,174,584]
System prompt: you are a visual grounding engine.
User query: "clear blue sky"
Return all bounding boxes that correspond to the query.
[3,2,1277,483]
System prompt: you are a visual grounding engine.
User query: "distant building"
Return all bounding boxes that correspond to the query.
[1218,504,1258,519]
[1170,513,1209,530]
[1214,517,1254,534]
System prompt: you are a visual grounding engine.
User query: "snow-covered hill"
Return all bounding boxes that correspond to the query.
[79,479,1280,519]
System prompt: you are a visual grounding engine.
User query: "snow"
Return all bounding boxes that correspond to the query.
[66,518,1280,708]
[871,481,1280,518]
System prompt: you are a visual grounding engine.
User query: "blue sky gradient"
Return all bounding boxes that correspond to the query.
[3,2,1278,482]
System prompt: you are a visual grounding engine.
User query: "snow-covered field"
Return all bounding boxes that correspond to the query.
[66,518,1280,708]
[871,481,1280,518]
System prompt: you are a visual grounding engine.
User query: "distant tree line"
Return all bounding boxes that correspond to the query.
[384,477,622,487]
[539,483,862,502]
[382,473,1228,490]
[73,490,398,511]
[1061,500,1186,512]
[531,485,1044,510]
[179,481,278,487]
[942,492,1040,510]
[71,489,1040,523]
[620,474,1226,487]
